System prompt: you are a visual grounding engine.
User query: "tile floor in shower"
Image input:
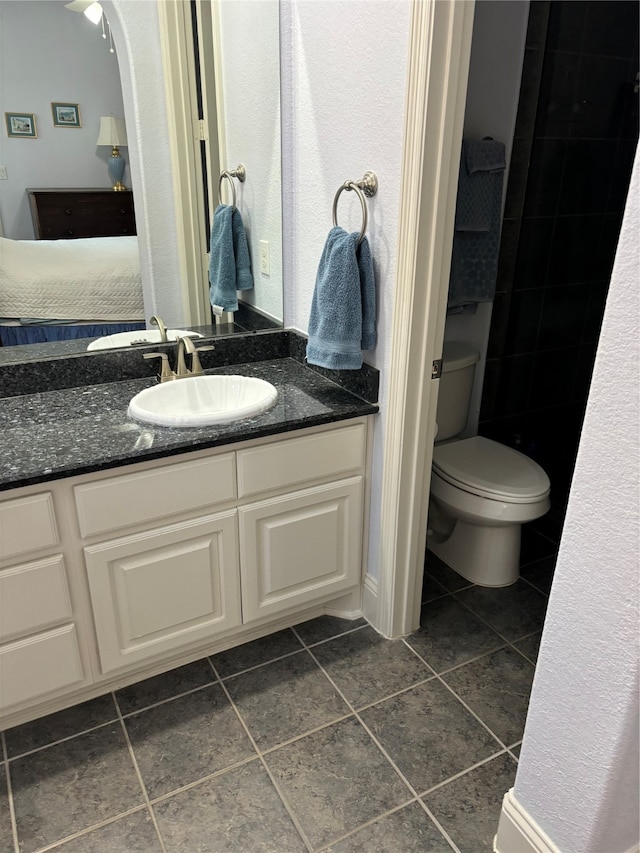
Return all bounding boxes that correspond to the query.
[0,523,559,853]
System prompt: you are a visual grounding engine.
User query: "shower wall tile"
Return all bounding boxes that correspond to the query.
[582,1,639,60]
[559,140,617,216]
[545,1,587,53]
[538,285,588,350]
[535,51,580,138]
[495,219,520,291]
[497,355,534,418]
[608,141,640,213]
[513,218,554,289]
[583,281,609,343]
[529,346,580,409]
[547,215,603,285]
[523,139,567,217]
[504,290,543,355]
[487,292,510,359]
[573,55,630,139]
[525,1,551,51]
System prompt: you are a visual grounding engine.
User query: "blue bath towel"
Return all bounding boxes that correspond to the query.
[448,138,505,309]
[306,227,376,370]
[209,204,253,313]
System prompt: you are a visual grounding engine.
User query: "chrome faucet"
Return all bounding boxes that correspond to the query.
[149,315,168,343]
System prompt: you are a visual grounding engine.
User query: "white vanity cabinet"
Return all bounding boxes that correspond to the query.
[0,417,371,729]
[0,493,90,712]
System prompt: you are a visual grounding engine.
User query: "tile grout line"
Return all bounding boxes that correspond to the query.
[28,805,152,853]
[206,655,316,853]
[448,585,546,648]
[3,715,120,763]
[113,691,169,853]
[401,640,514,753]
[292,627,461,853]
[1,731,20,853]
[418,747,513,798]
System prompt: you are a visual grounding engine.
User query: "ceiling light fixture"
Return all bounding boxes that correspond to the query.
[65,0,103,24]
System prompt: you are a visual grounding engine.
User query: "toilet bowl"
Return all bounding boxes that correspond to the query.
[428,435,550,586]
[426,341,551,587]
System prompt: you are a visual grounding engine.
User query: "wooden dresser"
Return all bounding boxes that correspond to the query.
[27,188,136,240]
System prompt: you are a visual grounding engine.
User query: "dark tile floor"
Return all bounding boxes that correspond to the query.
[0,524,558,853]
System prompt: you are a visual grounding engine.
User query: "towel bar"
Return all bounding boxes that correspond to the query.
[218,164,246,210]
[332,171,378,245]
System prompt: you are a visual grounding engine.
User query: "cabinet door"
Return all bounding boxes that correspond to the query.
[239,478,363,622]
[84,512,240,674]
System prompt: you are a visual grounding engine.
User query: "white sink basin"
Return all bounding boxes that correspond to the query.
[87,329,203,351]
[128,375,278,427]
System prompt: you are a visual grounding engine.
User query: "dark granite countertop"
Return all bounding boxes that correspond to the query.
[0,357,379,492]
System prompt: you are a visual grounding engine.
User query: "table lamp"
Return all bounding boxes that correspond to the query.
[96,116,128,191]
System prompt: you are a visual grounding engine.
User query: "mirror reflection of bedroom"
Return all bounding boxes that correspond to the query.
[0,0,147,348]
[0,0,282,352]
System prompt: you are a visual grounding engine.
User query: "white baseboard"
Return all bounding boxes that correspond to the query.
[361,572,378,628]
[494,789,560,853]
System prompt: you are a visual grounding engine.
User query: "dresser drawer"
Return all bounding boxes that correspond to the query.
[237,422,366,498]
[0,625,84,711]
[28,189,136,239]
[0,493,58,561]
[74,453,236,537]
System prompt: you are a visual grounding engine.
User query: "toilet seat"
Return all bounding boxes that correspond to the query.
[432,436,550,503]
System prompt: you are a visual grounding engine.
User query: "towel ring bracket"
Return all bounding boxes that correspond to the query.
[218,164,246,210]
[332,171,378,245]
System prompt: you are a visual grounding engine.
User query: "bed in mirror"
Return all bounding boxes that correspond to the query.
[0,0,283,364]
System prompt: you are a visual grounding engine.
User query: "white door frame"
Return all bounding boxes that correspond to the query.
[373,0,476,639]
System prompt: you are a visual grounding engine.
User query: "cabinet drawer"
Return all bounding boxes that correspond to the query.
[0,555,72,642]
[0,625,84,711]
[0,493,58,561]
[237,423,366,498]
[74,453,236,537]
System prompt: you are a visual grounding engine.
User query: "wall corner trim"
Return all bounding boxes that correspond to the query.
[494,789,560,853]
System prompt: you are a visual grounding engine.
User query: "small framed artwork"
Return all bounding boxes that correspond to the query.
[5,112,37,138]
[51,102,81,128]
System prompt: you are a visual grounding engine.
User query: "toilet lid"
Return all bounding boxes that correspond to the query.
[432,436,550,501]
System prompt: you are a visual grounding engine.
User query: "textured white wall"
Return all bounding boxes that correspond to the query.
[0,0,126,239]
[513,151,640,852]
[444,0,530,437]
[282,0,412,580]
[218,0,283,323]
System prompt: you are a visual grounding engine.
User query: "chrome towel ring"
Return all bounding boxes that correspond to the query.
[218,164,246,210]
[332,171,378,245]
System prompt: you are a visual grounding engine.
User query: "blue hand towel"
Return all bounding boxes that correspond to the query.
[306,226,377,370]
[209,204,253,313]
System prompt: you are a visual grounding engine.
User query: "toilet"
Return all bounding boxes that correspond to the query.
[427,341,550,587]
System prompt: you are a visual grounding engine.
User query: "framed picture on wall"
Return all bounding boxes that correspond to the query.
[5,112,37,138]
[51,103,81,128]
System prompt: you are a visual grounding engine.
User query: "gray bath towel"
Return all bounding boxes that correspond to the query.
[448,138,506,309]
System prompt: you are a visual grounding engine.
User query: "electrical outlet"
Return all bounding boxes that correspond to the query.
[259,240,270,276]
[0,166,7,180]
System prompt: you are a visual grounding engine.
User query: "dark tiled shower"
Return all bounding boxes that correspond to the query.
[480,0,639,526]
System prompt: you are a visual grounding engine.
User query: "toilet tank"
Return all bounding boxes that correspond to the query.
[436,341,480,441]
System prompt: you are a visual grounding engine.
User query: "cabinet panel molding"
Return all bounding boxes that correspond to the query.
[239,477,363,622]
[0,555,72,642]
[0,625,84,711]
[0,492,58,561]
[74,453,236,537]
[84,511,241,673]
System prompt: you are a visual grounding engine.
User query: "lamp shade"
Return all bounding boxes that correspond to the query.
[65,0,103,24]
[96,117,127,147]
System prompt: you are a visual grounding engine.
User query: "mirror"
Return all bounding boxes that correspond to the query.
[0,0,283,364]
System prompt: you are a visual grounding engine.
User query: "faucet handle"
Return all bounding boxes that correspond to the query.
[143,351,173,383]
[189,344,215,377]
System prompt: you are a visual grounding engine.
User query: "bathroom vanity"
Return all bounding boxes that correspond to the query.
[0,334,378,729]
